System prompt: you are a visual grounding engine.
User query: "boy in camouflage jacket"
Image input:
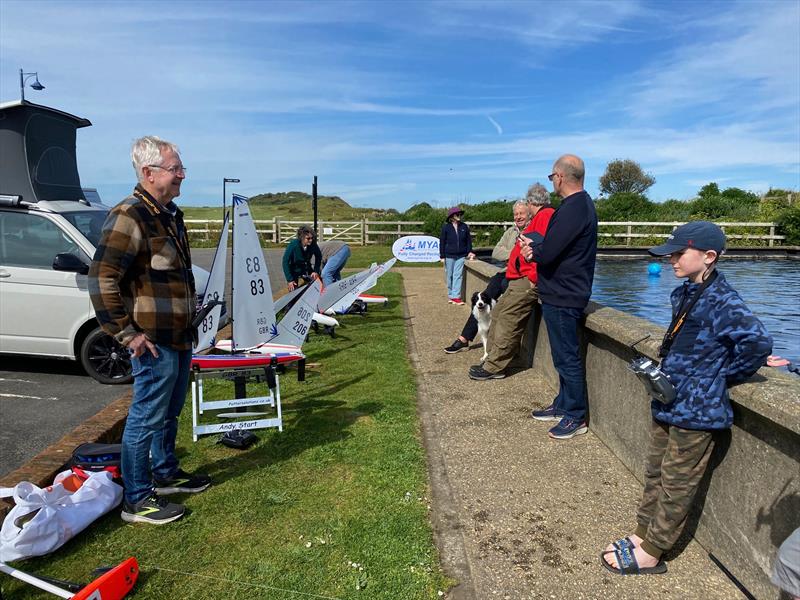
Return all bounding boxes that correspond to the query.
[601,221,772,575]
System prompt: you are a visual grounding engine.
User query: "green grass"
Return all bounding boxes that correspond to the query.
[2,273,450,600]
[183,194,390,222]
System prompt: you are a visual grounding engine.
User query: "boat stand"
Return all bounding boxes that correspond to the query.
[190,359,283,442]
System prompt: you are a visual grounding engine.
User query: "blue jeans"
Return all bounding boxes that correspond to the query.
[122,345,191,504]
[541,303,588,421]
[321,245,351,287]
[444,257,465,300]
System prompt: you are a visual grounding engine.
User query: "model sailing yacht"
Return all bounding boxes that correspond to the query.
[189,194,319,440]
[192,194,320,366]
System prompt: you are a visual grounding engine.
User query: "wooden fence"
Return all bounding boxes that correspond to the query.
[184,218,786,247]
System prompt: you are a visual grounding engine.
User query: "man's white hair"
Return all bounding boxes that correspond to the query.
[526,183,551,206]
[131,136,180,183]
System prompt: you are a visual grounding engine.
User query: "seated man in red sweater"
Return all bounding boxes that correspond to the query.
[469,183,554,380]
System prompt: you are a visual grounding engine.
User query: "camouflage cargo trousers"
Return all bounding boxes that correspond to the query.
[634,419,715,558]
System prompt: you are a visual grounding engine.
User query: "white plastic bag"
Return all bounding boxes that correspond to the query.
[0,470,123,562]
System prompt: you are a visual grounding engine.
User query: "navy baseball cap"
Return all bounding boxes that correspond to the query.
[648,221,726,256]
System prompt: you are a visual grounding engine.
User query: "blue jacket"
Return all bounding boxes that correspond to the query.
[439,221,472,259]
[531,191,597,309]
[654,271,772,430]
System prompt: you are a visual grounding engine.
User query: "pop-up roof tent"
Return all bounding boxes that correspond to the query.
[0,99,91,203]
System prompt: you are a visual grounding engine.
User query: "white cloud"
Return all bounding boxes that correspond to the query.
[486,116,503,135]
[2,0,797,211]
[623,3,800,124]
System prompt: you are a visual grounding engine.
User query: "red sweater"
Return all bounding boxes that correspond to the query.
[505,207,554,284]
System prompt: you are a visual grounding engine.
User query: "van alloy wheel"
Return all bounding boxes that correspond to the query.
[80,327,132,385]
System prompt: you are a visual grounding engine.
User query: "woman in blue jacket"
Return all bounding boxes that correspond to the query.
[439,206,475,305]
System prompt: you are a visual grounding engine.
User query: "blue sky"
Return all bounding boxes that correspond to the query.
[1,0,798,210]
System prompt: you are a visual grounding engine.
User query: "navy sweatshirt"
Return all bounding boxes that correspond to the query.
[531,190,598,308]
[439,221,472,259]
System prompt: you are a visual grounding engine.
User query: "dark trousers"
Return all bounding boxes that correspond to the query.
[541,303,587,421]
[635,419,715,558]
[460,272,508,341]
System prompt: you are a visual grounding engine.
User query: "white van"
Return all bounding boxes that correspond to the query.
[0,194,212,384]
[0,100,220,384]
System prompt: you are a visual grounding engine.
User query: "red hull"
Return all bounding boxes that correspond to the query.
[192,353,303,370]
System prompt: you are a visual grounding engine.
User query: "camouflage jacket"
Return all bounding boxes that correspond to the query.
[88,186,196,350]
[654,271,772,430]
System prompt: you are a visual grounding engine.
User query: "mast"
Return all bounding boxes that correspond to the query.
[230,192,236,352]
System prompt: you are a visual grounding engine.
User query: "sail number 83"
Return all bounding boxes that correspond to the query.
[250,278,265,295]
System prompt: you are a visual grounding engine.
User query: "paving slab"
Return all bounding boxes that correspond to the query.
[399,267,742,600]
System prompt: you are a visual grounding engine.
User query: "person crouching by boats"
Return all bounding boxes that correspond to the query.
[283,225,322,291]
[600,221,772,576]
[89,136,211,526]
[319,240,351,288]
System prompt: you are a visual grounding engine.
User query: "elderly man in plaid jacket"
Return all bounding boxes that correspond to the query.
[89,136,210,525]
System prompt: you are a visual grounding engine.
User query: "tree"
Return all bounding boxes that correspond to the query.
[599,159,656,196]
[594,192,654,221]
[697,182,720,199]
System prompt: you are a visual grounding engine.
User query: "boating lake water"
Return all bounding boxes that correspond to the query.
[592,258,800,363]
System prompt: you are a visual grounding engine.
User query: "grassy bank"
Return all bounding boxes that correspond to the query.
[2,274,450,600]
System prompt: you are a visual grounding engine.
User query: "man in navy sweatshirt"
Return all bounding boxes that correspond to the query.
[521,154,598,440]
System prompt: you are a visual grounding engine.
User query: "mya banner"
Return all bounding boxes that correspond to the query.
[392,235,440,263]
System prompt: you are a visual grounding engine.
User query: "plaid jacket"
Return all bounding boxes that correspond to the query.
[88,186,196,350]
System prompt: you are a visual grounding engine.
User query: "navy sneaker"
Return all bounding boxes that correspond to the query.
[154,469,211,495]
[548,417,588,440]
[469,366,505,381]
[444,339,469,354]
[530,404,562,421]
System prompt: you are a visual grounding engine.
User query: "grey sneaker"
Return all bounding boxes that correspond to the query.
[154,469,211,495]
[121,493,185,525]
[444,339,469,353]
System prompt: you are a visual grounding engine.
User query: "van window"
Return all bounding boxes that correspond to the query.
[0,211,87,269]
[63,210,108,247]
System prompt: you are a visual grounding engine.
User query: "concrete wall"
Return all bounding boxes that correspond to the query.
[465,260,800,599]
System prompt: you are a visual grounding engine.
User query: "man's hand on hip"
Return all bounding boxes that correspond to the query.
[129,333,158,358]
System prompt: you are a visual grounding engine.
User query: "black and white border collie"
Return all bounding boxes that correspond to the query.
[470,291,495,361]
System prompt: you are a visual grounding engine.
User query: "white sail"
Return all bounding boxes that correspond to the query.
[231,194,277,350]
[322,259,395,315]
[317,268,376,313]
[273,285,305,314]
[359,257,396,293]
[270,279,323,346]
[194,213,230,353]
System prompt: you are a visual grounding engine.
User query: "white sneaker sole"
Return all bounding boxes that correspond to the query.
[121,510,184,525]
[531,414,561,422]
[154,482,210,495]
[548,426,589,440]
